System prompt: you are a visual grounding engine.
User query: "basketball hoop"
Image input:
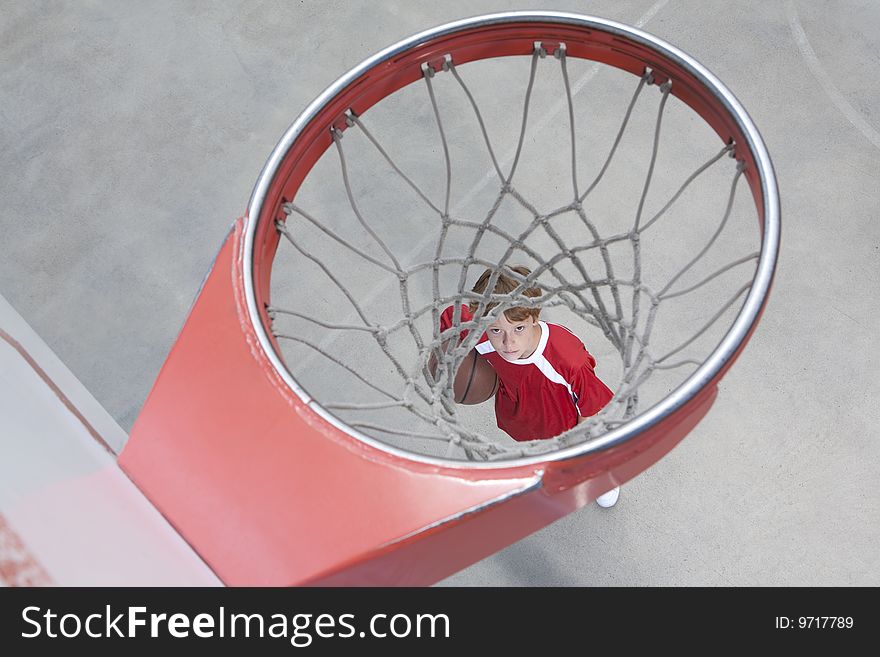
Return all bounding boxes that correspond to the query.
[120,12,779,585]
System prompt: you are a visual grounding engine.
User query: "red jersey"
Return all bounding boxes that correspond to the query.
[440,305,613,441]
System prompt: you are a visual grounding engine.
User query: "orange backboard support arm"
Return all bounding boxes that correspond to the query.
[119,218,715,586]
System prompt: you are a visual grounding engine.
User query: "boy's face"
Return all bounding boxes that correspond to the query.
[486,313,541,361]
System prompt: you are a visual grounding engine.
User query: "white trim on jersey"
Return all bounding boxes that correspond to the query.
[533,355,579,411]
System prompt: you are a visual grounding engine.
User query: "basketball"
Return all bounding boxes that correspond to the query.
[428,345,498,405]
[454,349,498,405]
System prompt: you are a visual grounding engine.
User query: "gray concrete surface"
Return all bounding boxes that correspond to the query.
[2,1,878,585]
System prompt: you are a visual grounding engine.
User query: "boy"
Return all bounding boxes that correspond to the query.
[440,266,620,508]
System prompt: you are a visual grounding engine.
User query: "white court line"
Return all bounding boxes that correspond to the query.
[786,0,880,151]
[289,1,671,374]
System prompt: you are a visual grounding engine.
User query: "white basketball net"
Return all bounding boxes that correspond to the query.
[268,44,758,461]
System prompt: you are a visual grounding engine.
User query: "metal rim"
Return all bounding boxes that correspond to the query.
[244,11,780,470]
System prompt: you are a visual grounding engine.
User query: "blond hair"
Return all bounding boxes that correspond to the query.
[468,266,541,322]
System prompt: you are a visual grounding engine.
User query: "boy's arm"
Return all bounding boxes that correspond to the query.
[572,356,614,419]
[439,304,474,339]
[431,304,477,379]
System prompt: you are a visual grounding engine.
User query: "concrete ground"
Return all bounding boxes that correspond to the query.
[1,1,877,585]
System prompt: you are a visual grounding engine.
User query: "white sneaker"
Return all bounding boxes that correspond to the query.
[595,486,620,508]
